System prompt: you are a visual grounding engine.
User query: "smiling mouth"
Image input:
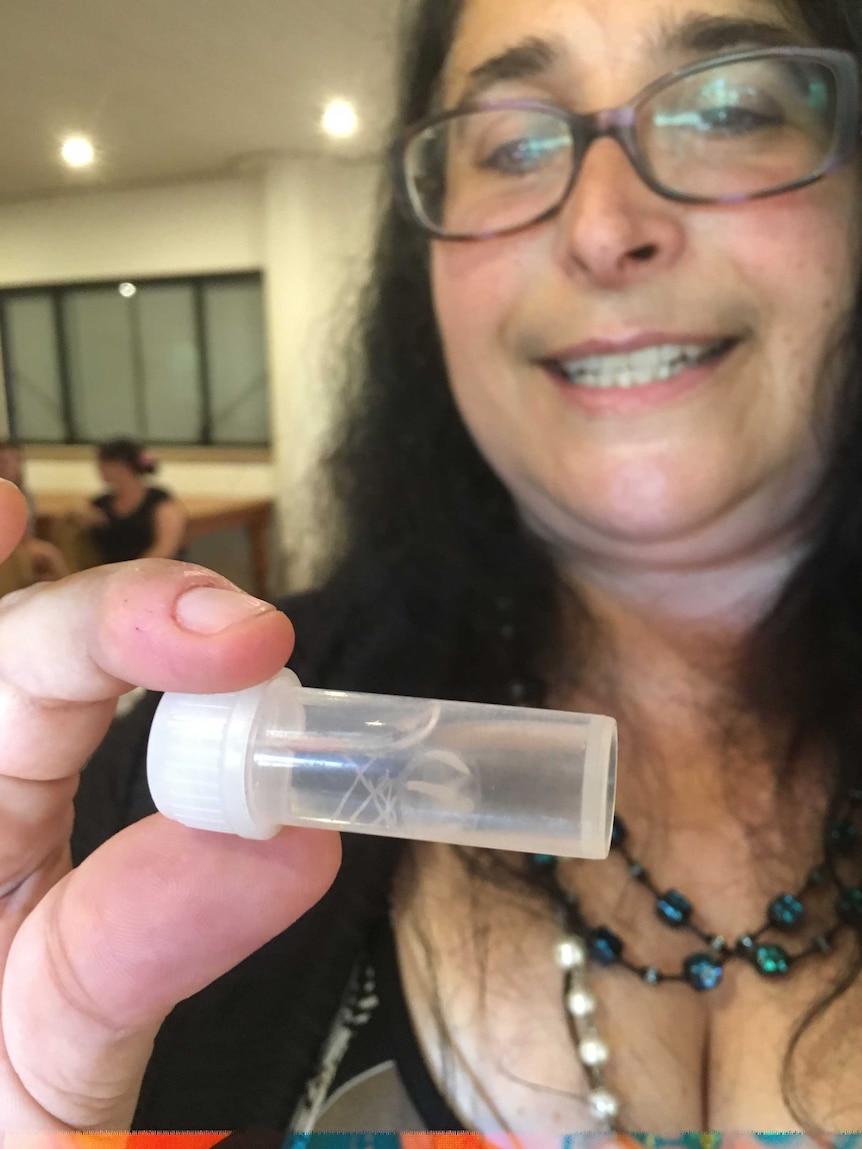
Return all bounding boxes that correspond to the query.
[545,337,739,389]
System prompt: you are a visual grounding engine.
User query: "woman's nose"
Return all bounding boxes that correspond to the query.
[554,136,686,288]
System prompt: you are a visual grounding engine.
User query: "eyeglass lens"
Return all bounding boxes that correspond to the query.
[403,55,840,237]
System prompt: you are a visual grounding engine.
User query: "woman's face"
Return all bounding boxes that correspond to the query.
[431,0,861,574]
[98,459,134,487]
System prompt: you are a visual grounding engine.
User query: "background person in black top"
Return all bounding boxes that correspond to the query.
[3,0,862,1139]
[79,437,186,564]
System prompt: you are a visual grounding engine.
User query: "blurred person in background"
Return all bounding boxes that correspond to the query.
[77,436,186,563]
[0,438,68,581]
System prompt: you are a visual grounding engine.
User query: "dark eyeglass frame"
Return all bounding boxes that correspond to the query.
[390,46,862,242]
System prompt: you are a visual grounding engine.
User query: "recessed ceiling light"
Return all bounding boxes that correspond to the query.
[118,282,137,298]
[61,136,95,168]
[322,99,359,140]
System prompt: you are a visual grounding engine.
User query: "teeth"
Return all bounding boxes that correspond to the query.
[559,342,724,388]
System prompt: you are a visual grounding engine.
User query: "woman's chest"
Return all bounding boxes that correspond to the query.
[404,949,862,1134]
[110,496,148,520]
[594,953,862,1133]
[395,854,862,1137]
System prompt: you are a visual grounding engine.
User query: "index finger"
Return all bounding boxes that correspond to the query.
[0,559,294,703]
[0,560,294,790]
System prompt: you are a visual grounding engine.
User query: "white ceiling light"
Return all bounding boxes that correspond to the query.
[322,99,358,139]
[118,282,137,298]
[61,136,95,167]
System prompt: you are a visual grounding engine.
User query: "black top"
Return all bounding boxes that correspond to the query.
[90,486,175,563]
[290,914,466,1132]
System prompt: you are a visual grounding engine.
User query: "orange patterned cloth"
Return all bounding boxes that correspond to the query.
[1,1136,229,1149]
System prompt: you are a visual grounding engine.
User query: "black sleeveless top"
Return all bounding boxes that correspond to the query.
[90,486,176,563]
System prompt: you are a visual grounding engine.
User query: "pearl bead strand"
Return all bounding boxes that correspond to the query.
[555,933,620,1126]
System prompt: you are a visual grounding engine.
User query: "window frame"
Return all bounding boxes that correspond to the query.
[0,271,269,447]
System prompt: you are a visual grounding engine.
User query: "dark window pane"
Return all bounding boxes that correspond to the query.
[138,284,203,442]
[203,280,269,445]
[64,288,139,440]
[4,295,66,441]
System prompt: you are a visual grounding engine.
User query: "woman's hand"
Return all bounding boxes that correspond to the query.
[0,479,342,1132]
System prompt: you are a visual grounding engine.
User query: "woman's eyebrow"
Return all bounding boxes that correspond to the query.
[457,14,804,106]
[650,12,809,56]
[459,36,562,105]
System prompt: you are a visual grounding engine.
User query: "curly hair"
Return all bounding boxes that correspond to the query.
[314,0,862,1130]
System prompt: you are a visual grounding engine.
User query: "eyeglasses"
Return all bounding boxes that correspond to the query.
[391,47,862,241]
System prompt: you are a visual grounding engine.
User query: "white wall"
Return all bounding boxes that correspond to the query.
[0,178,263,283]
[261,156,380,583]
[24,457,275,498]
[0,160,381,587]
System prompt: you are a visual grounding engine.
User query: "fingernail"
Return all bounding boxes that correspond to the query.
[175,586,274,634]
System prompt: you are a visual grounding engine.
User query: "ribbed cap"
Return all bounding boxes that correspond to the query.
[146,669,302,839]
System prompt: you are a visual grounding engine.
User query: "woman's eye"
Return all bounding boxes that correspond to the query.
[655,102,784,136]
[697,104,784,134]
[478,134,566,174]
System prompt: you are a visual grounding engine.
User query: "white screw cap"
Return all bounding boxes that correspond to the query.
[146,668,303,839]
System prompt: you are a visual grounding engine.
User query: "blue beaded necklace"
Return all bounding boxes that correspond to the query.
[530,789,862,993]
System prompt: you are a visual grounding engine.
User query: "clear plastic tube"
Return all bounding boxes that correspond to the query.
[147,668,617,858]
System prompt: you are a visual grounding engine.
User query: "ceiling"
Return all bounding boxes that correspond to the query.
[0,0,400,203]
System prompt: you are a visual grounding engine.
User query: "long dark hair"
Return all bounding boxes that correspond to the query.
[312,0,862,1130]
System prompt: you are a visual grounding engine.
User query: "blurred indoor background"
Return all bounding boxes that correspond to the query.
[0,0,398,598]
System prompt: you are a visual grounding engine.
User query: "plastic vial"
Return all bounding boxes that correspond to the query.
[147,668,617,859]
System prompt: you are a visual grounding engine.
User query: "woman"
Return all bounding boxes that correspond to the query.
[0,0,861,1139]
[78,437,186,564]
[0,438,68,581]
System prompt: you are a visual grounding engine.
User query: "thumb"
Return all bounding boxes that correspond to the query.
[3,816,341,1130]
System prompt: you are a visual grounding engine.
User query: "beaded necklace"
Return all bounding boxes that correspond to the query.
[525,790,862,1128]
[495,606,862,1130]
